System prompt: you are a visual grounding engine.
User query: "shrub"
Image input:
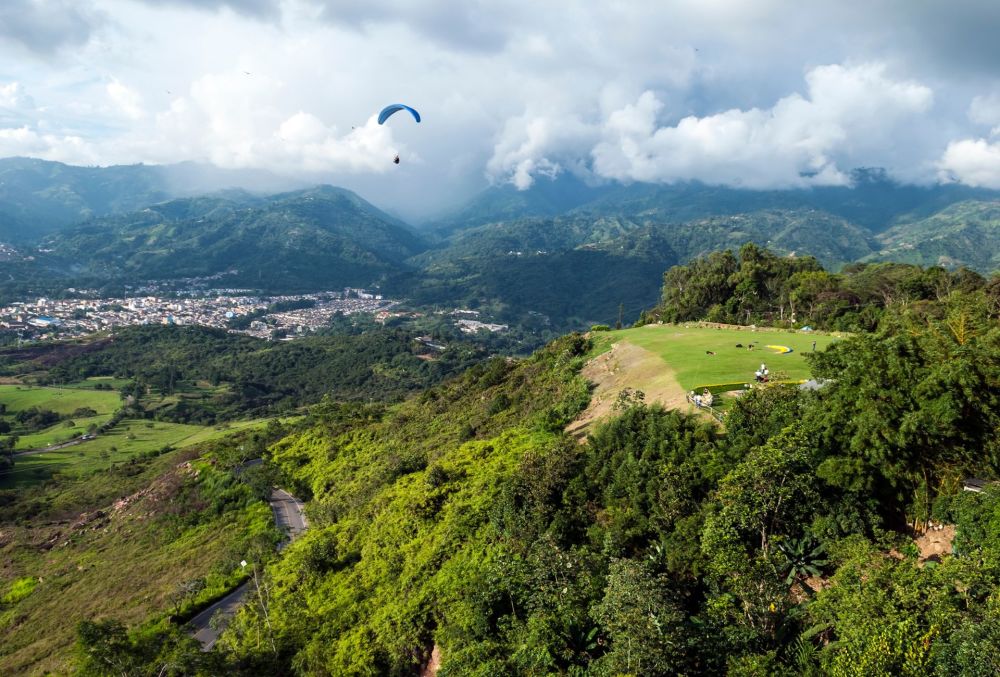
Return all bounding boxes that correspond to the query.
[2,576,38,605]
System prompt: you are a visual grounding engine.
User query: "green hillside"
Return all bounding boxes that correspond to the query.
[868,200,1000,272]
[200,290,999,675]
[0,384,120,416]
[0,427,285,674]
[0,158,171,241]
[44,186,427,290]
[404,208,877,332]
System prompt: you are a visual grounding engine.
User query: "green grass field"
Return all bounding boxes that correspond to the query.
[1,418,278,489]
[56,376,132,390]
[590,324,842,391]
[0,385,121,416]
[14,414,113,450]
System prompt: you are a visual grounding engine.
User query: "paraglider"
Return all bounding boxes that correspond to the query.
[377,104,421,125]
[377,104,420,164]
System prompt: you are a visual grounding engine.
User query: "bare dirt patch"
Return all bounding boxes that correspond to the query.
[915,523,956,563]
[566,341,690,441]
[420,644,442,677]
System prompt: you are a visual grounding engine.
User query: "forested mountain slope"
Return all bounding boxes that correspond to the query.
[45,186,427,290]
[867,200,1000,272]
[445,169,1000,235]
[0,324,484,422]
[199,287,1000,675]
[29,252,1000,675]
[0,158,306,243]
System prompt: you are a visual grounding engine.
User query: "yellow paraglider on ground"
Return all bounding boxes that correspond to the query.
[765,345,794,354]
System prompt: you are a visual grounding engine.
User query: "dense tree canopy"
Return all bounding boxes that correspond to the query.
[64,253,1000,675]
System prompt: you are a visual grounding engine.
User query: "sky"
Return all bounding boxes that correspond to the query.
[1,0,1000,219]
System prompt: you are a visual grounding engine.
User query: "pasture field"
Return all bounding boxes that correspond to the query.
[589,324,842,391]
[1,418,278,489]
[13,414,113,450]
[56,376,132,390]
[0,384,121,416]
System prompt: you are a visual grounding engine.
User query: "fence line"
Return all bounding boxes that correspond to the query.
[686,394,725,423]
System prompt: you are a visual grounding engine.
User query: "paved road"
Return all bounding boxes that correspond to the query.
[13,436,89,457]
[188,487,307,650]
[272,488,308,545]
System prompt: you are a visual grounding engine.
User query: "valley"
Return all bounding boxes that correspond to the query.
[5,4,1000,673]
[1,161,999,342]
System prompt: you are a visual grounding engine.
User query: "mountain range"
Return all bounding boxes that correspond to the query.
[43,186,425,291]
[1,158,999,330]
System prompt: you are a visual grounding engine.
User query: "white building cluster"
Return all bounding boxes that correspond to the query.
[0,289,396,341]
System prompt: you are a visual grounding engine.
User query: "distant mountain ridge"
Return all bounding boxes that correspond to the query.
[0,157,308,242]
[3,157,1000,332]
[865,200,1000,271]
[45,185,428,290]
[444,169,1000,235]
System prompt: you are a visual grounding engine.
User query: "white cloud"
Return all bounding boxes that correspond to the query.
[491,63,934,190]
[3,1,1000,215]
[106,78,144,119]
[486,113,599,189]
[938,138,1000,188]
[0,82,35,110]
[135,71,399,173]
[0,125,97,163]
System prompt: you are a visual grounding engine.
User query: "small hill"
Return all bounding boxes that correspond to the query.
[402,208,875,331]
[44,186,429,290]
[649,209,877,270]
[398,222,678,330]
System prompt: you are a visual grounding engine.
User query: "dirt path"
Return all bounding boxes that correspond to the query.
[565,341,690,441]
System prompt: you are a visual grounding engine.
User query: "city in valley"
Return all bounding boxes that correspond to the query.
[0,288,397,341]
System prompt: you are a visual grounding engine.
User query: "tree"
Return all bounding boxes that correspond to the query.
[703,425,820,564]
[592,559,688,675]
[804,297,1000,524]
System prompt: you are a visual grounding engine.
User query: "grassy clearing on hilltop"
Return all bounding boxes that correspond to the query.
[589,324,842,391]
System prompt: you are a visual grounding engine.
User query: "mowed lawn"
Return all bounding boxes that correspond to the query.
[0,385,123,450]
[591,324,843,391]
[0,385,121,416]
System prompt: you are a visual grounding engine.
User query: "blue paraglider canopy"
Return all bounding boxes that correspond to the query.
[378,104,421,125]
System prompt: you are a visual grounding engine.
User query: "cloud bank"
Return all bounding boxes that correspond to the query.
[1,0,1000,216]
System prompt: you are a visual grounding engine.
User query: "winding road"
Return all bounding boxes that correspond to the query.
[189,487,308,650]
